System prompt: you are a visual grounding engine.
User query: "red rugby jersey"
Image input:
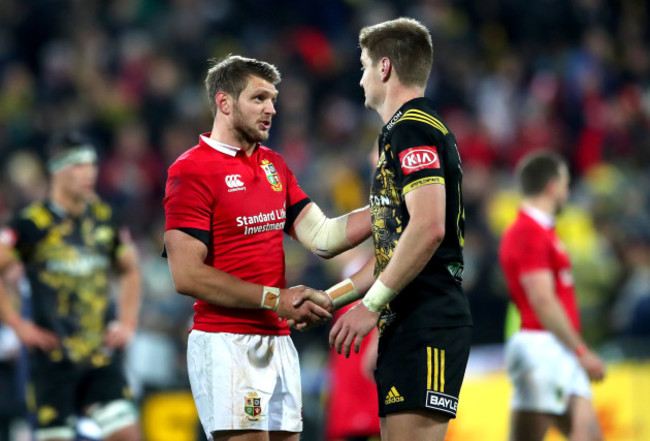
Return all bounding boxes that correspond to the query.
[164,134,309,335]
[498,207,581,332]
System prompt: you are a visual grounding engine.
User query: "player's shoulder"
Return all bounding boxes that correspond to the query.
[88,199,113,222]
[17,201,53,230]
[168,144,214,176]
[502,213,547,245]
[390,99,450,138]
[257,145,288,169]
[258,145,283,160]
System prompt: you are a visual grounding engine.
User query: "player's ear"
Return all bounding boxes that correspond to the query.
[215,91,232,115]
[380,57,391,82]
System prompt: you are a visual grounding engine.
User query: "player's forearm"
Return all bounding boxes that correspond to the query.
[117,267,141,329]
[345,205,372,247]
[0,284,22,329]
[170,262,267,309]
[350,256,377,294]
[378,217,443,292]
[325,257,376,310]
[531,294,585,352]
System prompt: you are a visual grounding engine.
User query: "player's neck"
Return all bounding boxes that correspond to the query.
[50,187,87,217]
[378,84,425,124]
[522,197,555,219]
[210,121,257,156]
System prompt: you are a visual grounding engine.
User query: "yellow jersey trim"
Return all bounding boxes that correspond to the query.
[395,109,449,135]
[403,176,445,195]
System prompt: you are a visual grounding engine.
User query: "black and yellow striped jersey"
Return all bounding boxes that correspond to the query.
[370,97,472,333]
[7,200,124,366]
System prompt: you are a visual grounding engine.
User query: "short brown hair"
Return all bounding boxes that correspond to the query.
[516,151,567,196]
[205,55,281,117]
[359,17,433,88]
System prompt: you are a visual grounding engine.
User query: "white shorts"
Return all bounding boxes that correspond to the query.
[187,331,302,439]
[505,330,591,414]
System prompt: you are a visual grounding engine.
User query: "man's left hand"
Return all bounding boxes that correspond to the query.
[104,321,136,348]
[329,301,379,357]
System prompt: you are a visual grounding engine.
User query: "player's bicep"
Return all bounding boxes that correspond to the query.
[520,270,556,307]
[164,229,209,265]
[287,200,313,238]
[115,242,139,274]
[404,183,445,231]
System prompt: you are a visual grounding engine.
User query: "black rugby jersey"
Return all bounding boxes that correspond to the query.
[7,200,124,366]
[370,97,472,333]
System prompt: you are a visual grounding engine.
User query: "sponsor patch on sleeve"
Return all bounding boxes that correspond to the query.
[398,146,440,175]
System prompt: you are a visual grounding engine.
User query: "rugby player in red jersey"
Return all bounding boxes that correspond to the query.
[499,151,605,441]
[163,55,371,441]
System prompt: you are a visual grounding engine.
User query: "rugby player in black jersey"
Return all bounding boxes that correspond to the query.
[326,18,473,441]
[0,133,141,441]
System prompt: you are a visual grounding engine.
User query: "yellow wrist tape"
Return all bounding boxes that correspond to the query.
[261,286,280,311]
[362,279,398,313]
[326,278,361,310]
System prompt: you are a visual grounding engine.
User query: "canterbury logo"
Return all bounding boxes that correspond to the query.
[385,386,405,404]
[225,174,244,188]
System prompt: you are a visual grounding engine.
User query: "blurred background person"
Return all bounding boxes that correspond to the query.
[499,151,605,441]
[0,133,142,441]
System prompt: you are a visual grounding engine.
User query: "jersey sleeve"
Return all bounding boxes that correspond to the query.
[389,122,446,196]
[2,216,43,261]
[280,158,310,233]
[164,161,216,236]
[511,227,552,274]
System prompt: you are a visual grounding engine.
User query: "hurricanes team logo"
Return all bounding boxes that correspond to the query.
[244,392,262,421]
[260,159,282,191]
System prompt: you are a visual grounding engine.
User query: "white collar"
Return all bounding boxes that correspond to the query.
[200,134,241,157]
[522,204,555,229]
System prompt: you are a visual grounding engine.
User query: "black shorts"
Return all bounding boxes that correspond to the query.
[29,354,132,429]
[374,326,471,418]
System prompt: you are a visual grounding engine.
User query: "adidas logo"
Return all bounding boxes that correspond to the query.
[385,386,405,405]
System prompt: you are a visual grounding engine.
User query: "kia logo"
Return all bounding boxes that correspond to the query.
[401,149,438,169]
[225,174,244,188]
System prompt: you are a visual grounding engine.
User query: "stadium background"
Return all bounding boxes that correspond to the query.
[0,0,648,440]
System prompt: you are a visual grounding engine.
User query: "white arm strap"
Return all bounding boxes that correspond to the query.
[293,203,351,258]
[362,278,399,313]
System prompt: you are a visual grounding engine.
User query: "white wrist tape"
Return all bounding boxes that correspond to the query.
[326,278,362,310]
[261,286,280,311]
[362,279,398,313]
[293,203,351,258]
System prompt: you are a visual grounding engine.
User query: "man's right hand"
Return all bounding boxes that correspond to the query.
[12,319,60,351]
[578,347,606,382]
[277,285,332,327]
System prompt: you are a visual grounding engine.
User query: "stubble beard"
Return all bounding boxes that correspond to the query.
[233,104,268,145]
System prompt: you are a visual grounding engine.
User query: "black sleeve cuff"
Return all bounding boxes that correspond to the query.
[284,197,311,234]
[161,227,210,258]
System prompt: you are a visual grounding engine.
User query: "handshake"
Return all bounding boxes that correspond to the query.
[274,285,334,330]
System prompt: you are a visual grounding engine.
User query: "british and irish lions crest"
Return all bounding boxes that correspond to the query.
[260,159,282,191]
[245,392,262,421]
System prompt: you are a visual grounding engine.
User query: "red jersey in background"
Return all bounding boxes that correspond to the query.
[499,207,581,332]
